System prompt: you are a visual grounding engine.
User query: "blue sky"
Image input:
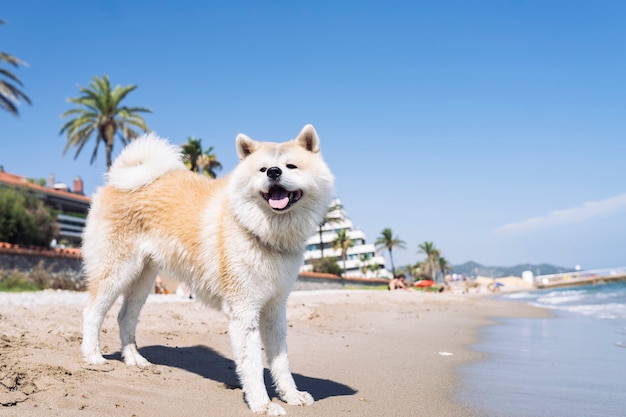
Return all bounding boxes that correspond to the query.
[3,1,626,271]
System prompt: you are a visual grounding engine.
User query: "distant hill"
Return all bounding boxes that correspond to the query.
[452,261,573,278]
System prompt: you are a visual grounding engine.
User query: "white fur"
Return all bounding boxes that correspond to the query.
[81,126,334,415]
[106,132,186,191]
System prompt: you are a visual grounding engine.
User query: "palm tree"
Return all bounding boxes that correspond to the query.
[333,229,353,278]
[408,261,424,281]
[438,256,452,282]
[368,262,380,278]
[417,241,440,281]
[197,147,222,178]
[60,74,151,170]
[0,20,31,116]
[359,253,371,276]
[317,201,343,259]
[182,137,222,178]
[375,228,406,277]
[181,137,202,172]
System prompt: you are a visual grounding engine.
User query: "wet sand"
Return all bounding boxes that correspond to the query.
[0,289,546,416]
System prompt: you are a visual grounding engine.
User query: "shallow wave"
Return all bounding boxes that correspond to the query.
[535,285,625,318]
[502,291,536,300]
[557,303,626,320]
[535,293,587,305]
[593,290,626,301]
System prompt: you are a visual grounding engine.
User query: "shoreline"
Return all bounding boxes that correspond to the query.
[462,284,626,417]
[0,289,548,416]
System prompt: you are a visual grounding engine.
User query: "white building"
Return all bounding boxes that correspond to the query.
[300,199,392,279]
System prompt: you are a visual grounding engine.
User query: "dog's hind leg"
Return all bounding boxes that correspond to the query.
[82,280,124,365]
[82,256,146,365]
[261,300,314,407]
[117,266,157,366]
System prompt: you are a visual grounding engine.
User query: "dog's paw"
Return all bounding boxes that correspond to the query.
[83,353,107,365]
[250,402,286,416]
[125,354,150,367]
[281,390,314,407]
[122,345,151,366]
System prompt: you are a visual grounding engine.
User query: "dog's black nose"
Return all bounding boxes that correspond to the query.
[266,166,282,179]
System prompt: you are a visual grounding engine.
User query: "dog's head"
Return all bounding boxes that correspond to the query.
[229,125,335,247]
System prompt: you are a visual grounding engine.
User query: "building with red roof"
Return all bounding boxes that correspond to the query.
[0,167,91,246]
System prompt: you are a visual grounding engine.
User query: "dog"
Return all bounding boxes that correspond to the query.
[80,125,334,415]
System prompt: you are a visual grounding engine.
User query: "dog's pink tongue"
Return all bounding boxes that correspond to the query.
[269,188,289,209]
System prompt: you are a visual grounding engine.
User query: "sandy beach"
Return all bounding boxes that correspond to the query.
[0,289,546,417]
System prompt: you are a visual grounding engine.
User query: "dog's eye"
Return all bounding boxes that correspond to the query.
[286,164,297,169]
[260,167,267,173]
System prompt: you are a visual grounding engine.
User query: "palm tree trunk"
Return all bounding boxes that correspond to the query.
[103,124,115,170]
[388,248,395,277]
[431,258,437,282]
[105,141,113,169]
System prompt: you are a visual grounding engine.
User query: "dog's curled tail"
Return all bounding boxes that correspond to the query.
[106,132,186,191]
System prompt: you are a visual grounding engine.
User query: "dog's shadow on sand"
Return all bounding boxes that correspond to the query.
[115,345,357,400]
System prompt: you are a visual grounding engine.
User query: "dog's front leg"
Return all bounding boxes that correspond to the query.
[228,310,286,416]
[261,301,314,407]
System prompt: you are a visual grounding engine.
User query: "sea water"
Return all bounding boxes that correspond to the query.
[461,281,626,417]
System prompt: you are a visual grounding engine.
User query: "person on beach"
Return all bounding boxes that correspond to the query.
[154,276,169,294]
[389,274,409,290]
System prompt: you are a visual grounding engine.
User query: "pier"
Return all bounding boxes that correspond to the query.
[534,266,626,289]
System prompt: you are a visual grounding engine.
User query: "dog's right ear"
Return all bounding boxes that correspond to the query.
[295,124,320,153]
[236,134,259,160]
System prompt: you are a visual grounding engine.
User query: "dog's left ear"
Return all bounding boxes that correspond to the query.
[295,124,320,153]
[236,134,259,160]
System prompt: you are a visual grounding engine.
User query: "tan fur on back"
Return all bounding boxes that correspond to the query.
[101,170,223,263]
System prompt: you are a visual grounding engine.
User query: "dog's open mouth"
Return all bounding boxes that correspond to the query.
[262,186,303,211]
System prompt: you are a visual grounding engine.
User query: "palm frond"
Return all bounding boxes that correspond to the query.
[120,105,152,114]
[89,137,102,164]
[111,84,138,106]
[0,80,31,103]
[60,107,92,118]
[0,68,23,85]
[71,126,97,158]
[0,52,28,68]
[63,123,95,154]
[0,94,18,114]
[0,21,31,115]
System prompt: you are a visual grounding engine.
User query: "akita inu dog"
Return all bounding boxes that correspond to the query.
[81,125,334,415]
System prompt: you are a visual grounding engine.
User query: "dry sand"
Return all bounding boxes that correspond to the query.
[0,289,546,417]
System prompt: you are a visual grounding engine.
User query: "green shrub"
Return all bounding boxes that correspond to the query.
[0,186,58,247]
[0,263,85,292]
[310,258,343,276]
[0,270,44,292]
